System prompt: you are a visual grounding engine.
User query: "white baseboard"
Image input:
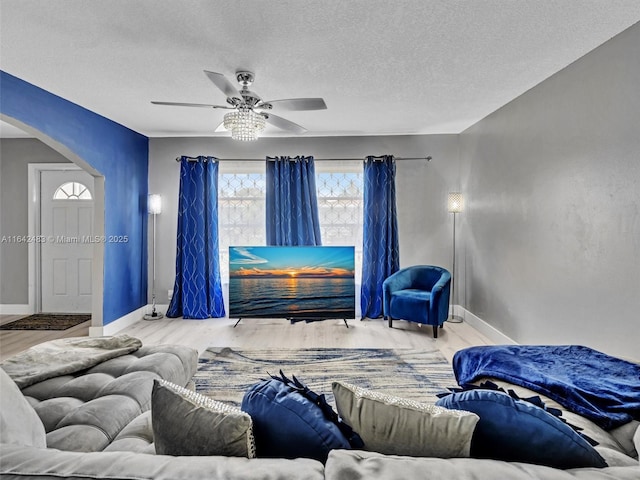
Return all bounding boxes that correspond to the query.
[454,305,517,345]
[90,305,154,337]
[89,304,171,337]
[0,304,33,315]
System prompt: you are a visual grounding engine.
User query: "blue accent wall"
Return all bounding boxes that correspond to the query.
[0,71,149,325]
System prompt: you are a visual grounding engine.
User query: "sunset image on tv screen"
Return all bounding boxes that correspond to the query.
[229,246,355,319]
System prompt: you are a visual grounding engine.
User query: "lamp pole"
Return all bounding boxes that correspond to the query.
[144,195,163,321]
[447,193,463,323]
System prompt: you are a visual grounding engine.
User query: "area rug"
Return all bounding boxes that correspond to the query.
[195,347,458,407]
[0,314,91,331]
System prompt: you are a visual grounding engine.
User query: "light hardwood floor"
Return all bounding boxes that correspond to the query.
[0,315,494,363]
[0,315,92,362]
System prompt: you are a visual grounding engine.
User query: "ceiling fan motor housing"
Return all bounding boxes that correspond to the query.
[234,71,262,106]
[235,71,255,87]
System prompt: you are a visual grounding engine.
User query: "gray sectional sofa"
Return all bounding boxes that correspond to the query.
[1,336,638,479]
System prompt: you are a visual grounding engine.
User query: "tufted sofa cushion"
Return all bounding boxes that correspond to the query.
[20,344,198,452]
[104,410,155,454]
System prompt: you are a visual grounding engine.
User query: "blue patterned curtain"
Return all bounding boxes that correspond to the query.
[361,155,400,318]
[266,156,322,246]
[166,156,225,319]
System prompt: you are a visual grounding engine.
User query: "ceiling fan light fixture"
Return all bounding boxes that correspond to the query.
[223,107,266,141]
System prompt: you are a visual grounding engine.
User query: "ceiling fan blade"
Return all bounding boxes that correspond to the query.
[258,98,327,111]
[264,113,307,134]
[151,101,233,109]
[204,71,239,98]
[214,121,226,133]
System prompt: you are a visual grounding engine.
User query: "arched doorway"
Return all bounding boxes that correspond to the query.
[1,116,105,331]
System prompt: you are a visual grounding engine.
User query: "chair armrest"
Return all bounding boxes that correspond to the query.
[429,275,451,323]
[382,282,392,317]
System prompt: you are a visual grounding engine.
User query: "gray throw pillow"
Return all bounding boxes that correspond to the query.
[0,367,46,448]
[332,381,479,458]
[152,379,255,457]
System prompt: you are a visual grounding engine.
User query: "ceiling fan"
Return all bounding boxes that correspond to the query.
[151,70,327,139]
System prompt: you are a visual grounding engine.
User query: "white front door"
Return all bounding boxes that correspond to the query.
[40,170,95,313]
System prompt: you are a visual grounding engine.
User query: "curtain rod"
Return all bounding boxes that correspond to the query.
[175,155,432,162]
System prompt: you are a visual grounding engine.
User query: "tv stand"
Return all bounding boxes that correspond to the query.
[232,318,349,328]
[289,318,349,328]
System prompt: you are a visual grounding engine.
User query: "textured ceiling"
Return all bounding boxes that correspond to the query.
[1,1,640,139]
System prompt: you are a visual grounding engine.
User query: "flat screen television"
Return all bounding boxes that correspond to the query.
[229,246,355,320]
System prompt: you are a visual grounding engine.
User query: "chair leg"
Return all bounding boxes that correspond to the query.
[432,325,438,338]
[386,316,393,328]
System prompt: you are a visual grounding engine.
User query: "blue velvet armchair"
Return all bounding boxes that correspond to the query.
[383,265,451,338]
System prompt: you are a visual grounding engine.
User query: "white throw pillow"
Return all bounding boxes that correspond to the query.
[152,379,255,458]
[332,381,478,458]
[0,367,46,448]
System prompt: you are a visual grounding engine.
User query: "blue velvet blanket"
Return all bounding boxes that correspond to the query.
[453,345,640,430]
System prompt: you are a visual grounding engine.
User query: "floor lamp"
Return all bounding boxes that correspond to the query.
[144,194,164,321]
[447,192,463,323]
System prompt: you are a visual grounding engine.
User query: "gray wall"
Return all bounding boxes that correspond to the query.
[5,22,636,362]
[148,134,461,306]
[459,23,640,360]
[0,138,71,303]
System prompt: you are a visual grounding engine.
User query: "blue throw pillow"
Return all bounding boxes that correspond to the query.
[436,389,607,469]
[241,372,361,462]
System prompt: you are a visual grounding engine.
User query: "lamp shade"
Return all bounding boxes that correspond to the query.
[447,192,463,213]
[148,194,162,215]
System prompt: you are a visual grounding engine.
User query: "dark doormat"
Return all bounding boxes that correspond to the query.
[0,314,91,331]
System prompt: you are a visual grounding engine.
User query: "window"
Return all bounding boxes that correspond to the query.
[315,161,364,285]
[53,182,92,200]
[315,162,363,246]
[217,160,364,286]
[218,162,266,281]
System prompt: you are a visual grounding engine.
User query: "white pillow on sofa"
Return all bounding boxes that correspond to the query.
[332,381,478,458]
[0,367,46,448]
[152,379,255,458]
